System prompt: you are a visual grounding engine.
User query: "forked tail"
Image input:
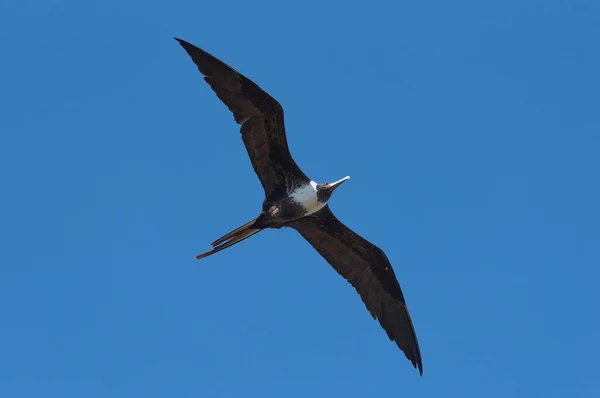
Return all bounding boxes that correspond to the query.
[196,218,263,260]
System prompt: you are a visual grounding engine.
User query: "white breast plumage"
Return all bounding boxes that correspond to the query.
[290,181,326,215]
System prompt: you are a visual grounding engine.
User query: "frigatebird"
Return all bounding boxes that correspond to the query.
[175,37,423,375]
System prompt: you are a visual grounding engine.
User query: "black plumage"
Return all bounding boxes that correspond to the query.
[175,37,423,375]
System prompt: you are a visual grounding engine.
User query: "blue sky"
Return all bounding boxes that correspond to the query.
[1,0,599,396]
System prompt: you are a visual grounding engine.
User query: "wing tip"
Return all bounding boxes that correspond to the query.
[403,343,423,376]
[174,37,197,53]
[408,338,423,376]
[416,360,423,376]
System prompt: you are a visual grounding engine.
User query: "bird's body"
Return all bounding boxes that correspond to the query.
[265,177,351,224]
[289,181,327,215]
[175,37,424,375]
[266,181,323,224]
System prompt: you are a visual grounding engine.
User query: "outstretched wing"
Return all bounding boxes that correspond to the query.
[290,206,423,374]
[175,38,309,196]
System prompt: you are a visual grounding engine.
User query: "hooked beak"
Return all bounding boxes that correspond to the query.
[328,176,350,191]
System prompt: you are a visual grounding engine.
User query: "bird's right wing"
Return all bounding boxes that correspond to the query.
[289,206,423,374]
[175,38,309,196]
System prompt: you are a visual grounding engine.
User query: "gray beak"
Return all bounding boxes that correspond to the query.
[328,176,350,190]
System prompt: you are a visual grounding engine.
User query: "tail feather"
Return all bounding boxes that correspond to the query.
[211,218,258,246]
[196,218,262,260]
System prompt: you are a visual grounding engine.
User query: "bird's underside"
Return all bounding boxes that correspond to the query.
[175,37,424,375]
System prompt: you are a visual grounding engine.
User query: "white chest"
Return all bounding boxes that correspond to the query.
[289,181,326,214]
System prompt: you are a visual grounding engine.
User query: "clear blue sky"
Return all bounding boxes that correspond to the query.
[1,1,599,397]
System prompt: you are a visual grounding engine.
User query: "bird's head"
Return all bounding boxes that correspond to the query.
[316,176,350,202]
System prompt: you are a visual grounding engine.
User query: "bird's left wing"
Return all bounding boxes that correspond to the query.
[289,206,423,374]
[175,38,309,196]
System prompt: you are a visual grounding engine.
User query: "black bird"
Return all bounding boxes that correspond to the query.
[175,37,423,375]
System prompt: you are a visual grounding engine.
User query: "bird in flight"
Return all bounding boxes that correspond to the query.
[175,37,423,375]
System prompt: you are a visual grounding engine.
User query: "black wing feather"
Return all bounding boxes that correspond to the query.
[175,38,309,196]
[290,206,423,375]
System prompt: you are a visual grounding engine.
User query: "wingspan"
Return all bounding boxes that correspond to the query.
[290,206,423,374]
[175,38,309,196]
